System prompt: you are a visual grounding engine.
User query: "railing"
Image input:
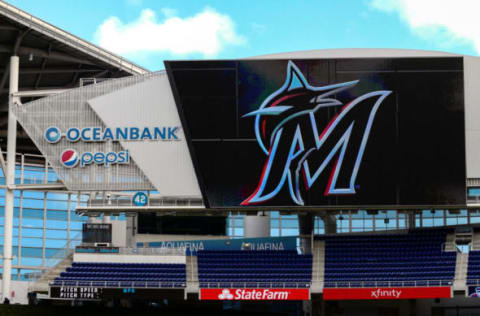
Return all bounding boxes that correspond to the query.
[321,280,453,288]
[49,280,186,288]
[28,234,82,291]
[197,282,311,288]
[84,192,203,209]
[466,279,480,286]
[49,279,454,289]
[0,152,61,186]
[118,247,186,256]
[45,233,82,269]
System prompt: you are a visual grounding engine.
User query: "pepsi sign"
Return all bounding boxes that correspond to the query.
[60,149,79,168]
[45,125,170,168]
[60,149,129,168]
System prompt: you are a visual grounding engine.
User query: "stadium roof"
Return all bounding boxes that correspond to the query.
[250,48,462,59]
[0,1,149,155]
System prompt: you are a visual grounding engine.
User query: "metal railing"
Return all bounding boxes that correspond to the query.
[43,234,81,271]
[85,193,204,209]
[118,247,186,256]
[49,280,186,288]
[465,279,480,286]
[197,282,311,288]
[321,280,453,288]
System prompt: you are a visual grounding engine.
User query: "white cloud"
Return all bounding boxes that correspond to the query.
[95,8,246,57]
[370,0,480,52]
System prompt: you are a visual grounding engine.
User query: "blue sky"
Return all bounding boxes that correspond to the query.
[5,0,480,71]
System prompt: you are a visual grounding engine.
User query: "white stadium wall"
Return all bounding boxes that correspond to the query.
[464,57,480,180]
[88,73,201,197]
[12,72,202,198]
[73,253,186,264]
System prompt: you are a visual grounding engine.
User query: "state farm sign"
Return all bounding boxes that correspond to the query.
[323,287,452,300]
[200,288,310,300]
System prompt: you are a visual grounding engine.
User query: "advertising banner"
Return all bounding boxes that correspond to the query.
[323,287,452,300]
[166,58,466,208]
[200,288,310,301]
[138,236,297,255]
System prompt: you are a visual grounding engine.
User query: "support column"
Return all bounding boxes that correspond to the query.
[243,212,270,238]
[126,215,136,248]
[321,214,337,234]
[2,56,19,302]
[103,213,111,223]
[298,214,314,254]
[408,211,416,229]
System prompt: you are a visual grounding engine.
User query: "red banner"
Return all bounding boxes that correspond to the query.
[200,288,310,300]
[323,287,452,300]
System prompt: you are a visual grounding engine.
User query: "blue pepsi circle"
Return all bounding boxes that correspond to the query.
[45,126,61,143]
[60,149,79,168]
[132,192,148,206]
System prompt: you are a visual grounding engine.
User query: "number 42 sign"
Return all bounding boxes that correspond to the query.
[132,192,148,206]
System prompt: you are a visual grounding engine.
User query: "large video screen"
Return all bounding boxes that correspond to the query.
[166,58,466,208]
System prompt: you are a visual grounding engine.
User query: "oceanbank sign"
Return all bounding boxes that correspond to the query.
[45,125,180,168]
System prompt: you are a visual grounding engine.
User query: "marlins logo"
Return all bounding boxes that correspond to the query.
[242,61,391,206]
[60,149,79,168]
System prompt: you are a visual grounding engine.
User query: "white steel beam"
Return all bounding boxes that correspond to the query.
[12,89,69,98]
[2,56,19,302]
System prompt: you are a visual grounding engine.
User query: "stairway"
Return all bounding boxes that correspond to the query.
[30,253,73,293]
[186,255,199,293]
[454,252,469,291]
[311,240,325,293]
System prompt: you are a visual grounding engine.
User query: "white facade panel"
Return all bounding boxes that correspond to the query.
[12,74,159,191]
[87,74,201,197]
[464,57,480,178]
[73,253,186,264]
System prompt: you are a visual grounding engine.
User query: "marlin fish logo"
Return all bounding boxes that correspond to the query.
[242,61,391,206]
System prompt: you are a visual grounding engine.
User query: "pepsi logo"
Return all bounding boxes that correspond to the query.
[60,149,79,168]
[45,126,61,143]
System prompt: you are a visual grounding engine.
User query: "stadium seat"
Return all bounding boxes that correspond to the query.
[197,250,312,288]
[54,262,186,288]
[319,229,456,288]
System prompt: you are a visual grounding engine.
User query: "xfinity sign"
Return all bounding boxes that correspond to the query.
[46,125,179,168]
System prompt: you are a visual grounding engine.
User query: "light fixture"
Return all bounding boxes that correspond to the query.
[28,53,33,61]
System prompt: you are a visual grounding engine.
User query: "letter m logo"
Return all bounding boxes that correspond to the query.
[242,61,391,206]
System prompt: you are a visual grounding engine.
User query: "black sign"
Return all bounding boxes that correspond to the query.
[166,58,466,208]
[82,223,112,243]
[50,287,184,300]
[50,287,102,299]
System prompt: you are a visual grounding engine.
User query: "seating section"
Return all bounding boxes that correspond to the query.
[53,262,186,288]
[197,250,312,288]
[321,229,456,288]
[467,251,480,285]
